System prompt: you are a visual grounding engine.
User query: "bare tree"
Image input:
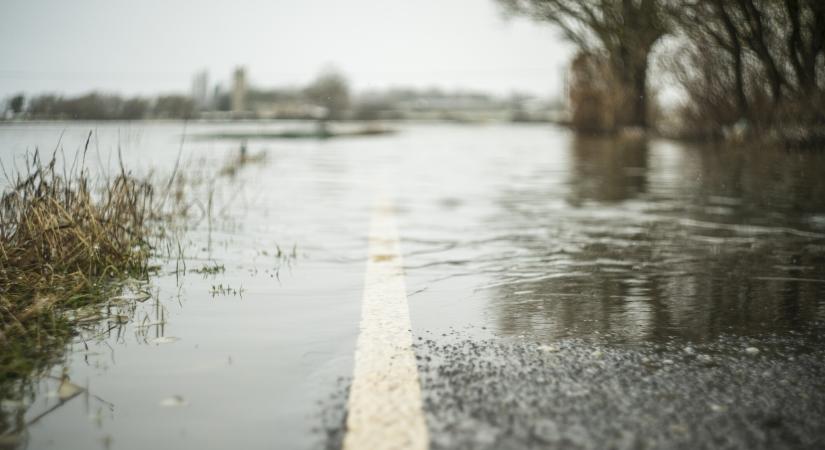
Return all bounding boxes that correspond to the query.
[671,0,825,138]
[304,69,351,121]
[497,0,668,130]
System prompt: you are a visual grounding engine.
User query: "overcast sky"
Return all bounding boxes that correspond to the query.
[0,0,572,99]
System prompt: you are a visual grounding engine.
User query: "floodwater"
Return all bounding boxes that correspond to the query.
[1,121,824,449]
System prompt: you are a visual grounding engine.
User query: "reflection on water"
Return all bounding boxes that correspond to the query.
[0,280,166,446]
[567,135,648,205]
[487,135,825,343]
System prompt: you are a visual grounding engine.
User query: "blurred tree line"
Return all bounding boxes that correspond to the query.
[499,0,825,145]
[241,69,556,122]
[246,69,351,120]
[3,92,196,120]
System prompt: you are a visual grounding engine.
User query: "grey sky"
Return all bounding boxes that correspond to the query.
[0,0,572,99]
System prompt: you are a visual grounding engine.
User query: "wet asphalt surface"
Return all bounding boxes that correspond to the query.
[321,329,825,450]
[415,332,825,450]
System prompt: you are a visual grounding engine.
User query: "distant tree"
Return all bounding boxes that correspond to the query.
[497,0,669,130]
[353,98,391,121]
[22,93,196,120]
[154,95,195,119]
[27,95,61,119]
[9,94,24,115]
[666,0,825,139]
[304,70,350,120]
[79,93,119,119]
[40,93,115,120]
[120,97,149,120]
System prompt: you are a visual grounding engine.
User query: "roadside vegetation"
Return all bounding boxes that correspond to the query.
[0,144,168,438]
[0,137,274,365]
[0,136,274,438]
[0,148,158,374]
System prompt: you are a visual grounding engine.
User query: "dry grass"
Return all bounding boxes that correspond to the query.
[0,139,270,435]
[0,137,279,437]
[0,149,157,342]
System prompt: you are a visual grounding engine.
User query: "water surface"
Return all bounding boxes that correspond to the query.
[1,121,824,449]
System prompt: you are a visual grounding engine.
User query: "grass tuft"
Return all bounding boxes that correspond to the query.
[0,149,157,350]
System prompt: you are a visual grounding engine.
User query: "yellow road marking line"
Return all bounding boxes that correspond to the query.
[342,195,429,450]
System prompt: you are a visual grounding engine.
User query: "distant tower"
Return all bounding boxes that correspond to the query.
[212,83,223,110]
[191,69,209,110]
[232,67,247,113]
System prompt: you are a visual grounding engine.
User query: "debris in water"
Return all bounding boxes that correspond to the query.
[112,314,130,324]
[159,395,188,408]
[110,290,152,303]
[134,321,166,329]
[58,377,84,401]
[151,336,180,345]
[100,434,114,450]
[745,347,760,355]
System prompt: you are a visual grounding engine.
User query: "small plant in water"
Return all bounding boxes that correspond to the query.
[192,262,226,275]
[259,244,299,281]
[209,283,244,297]
[218,144,267,178]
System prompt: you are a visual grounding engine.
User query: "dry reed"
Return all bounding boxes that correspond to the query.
[0,148,156,340]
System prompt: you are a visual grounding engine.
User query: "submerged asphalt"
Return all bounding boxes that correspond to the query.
[321,329,825,450]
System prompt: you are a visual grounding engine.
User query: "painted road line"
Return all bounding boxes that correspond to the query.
[342,195,429,450]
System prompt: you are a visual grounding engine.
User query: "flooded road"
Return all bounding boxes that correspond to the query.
[1,122,824,449]
[397,131,825,344]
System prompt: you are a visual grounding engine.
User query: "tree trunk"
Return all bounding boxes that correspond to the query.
[614,56,649,129]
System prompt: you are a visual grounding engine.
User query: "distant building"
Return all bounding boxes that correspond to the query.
[191,69,210,110]
[232,67,247,113]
